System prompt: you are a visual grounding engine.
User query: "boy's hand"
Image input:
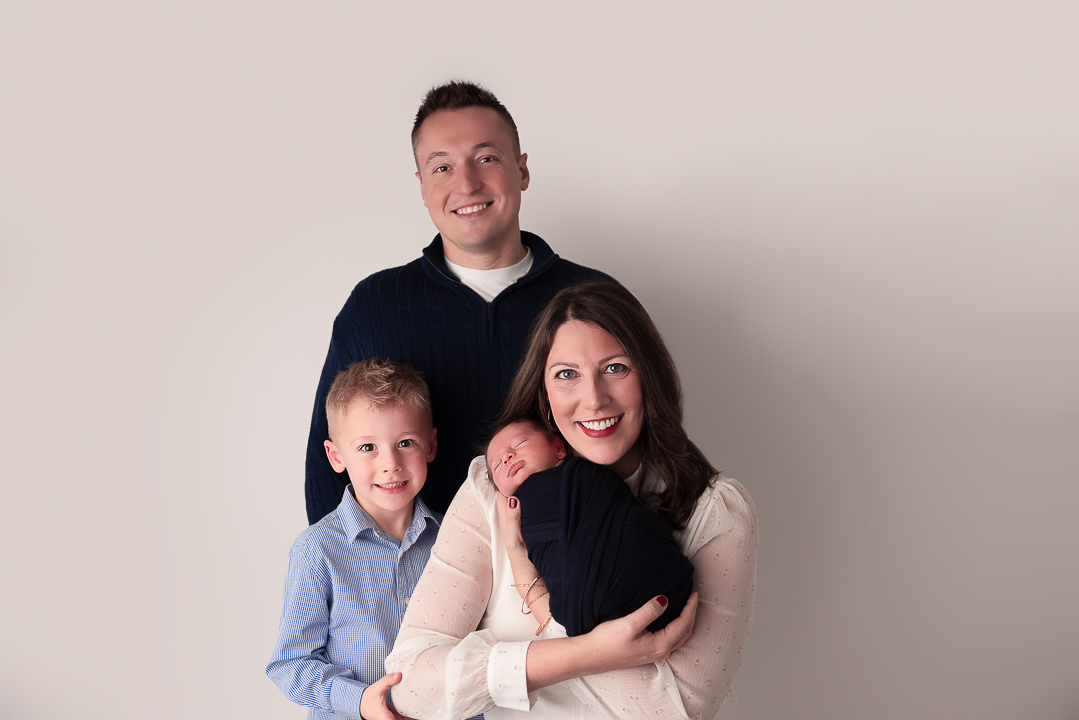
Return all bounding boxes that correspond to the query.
[359,672,408,720]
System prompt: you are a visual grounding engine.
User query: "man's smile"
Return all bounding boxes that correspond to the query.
[453,202,493,215]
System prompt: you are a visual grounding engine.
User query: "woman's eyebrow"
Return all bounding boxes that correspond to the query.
[599,354,628,364]
[547,361,579,370]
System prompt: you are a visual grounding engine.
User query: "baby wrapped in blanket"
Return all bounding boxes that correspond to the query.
[486,420,694,636]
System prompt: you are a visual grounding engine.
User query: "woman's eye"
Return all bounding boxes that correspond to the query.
[398,439,415,448]
[605,362,628,374]
[358,443,376,453]
[554,368,575,381]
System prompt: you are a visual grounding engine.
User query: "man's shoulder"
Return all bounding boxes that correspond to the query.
[347,255,429,294]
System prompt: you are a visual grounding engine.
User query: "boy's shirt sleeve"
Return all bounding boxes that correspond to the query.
[266,537,369,719]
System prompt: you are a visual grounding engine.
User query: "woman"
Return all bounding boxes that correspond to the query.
[388,281,758,720]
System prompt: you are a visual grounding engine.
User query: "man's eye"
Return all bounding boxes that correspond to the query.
[433,165,449,173]
[398,439,415,448]
[478,156,494,163]
[605,362,628,374]
[358,443,376,452]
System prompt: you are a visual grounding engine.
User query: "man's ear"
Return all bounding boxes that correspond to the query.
[426,427,438,462]
[416,171,429,208]
[324,440,347,473]
[518,152,530,191]
[554,435,566,461]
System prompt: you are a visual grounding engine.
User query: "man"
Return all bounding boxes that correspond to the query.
[306,81,612,523]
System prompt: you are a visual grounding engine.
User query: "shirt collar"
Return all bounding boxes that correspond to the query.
[421,231,557,284]
[339,486,441,545]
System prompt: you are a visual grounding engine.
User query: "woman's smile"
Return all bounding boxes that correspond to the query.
[576,414,624,437]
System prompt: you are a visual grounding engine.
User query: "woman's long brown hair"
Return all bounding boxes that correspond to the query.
[496,280,717,529]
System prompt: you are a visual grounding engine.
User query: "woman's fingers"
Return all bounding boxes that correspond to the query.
[496,493,524,545]
[621,594,670,637]
[661,592,699,653]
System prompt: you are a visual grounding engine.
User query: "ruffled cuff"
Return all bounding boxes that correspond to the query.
[487,640,532,711]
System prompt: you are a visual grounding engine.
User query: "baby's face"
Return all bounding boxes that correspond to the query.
[486,421,567,497]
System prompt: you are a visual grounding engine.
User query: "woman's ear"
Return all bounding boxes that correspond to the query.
[324,440,347,473]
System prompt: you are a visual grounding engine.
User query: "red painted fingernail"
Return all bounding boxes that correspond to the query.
[508,497,518,509]
[657,595,668,607]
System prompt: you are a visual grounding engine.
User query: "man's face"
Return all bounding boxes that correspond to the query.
[414,106,530,266]
[485,420,565,497]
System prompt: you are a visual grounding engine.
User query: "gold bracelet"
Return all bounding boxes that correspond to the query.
[526,589,549,608]
[520,576,543,615]
[535,612,553,636]
[509,583,545,588]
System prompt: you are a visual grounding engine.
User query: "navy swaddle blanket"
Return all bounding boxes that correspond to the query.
[514,457,695,636]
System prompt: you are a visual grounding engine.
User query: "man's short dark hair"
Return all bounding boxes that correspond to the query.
[411,80,520,155]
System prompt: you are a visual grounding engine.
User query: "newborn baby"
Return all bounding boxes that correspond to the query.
[485,419,694,635]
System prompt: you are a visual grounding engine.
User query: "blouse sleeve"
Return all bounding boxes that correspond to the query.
[387,463,527,719]
[565,478,758,720]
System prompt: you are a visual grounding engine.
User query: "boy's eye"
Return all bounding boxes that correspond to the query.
[398,439,415,448]
[358,443,376,453]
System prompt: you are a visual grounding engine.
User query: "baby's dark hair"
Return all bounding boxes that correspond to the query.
[481,416,554,480]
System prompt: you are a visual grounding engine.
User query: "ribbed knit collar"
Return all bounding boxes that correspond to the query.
[420,231,558,289]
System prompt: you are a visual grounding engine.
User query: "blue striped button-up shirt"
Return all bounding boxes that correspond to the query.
[267,487,440,719]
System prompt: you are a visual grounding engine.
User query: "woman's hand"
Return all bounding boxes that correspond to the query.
[586,592,700,669]
[495,491,541,591]
[359,672,408,720]
[523,592,699,692]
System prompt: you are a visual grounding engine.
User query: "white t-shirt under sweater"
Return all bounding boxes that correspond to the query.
[444,248,533,303]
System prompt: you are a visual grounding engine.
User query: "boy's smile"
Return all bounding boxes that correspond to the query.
[324,401,436,540]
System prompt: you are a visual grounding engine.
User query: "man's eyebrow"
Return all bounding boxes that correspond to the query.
[424,150,450,165]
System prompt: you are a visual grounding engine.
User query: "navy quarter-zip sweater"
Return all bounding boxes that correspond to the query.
[306,232,612,524]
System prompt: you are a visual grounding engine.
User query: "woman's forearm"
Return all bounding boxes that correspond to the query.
[388,475,501,719]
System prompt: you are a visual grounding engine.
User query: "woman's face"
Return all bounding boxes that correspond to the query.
[544,320,643,479]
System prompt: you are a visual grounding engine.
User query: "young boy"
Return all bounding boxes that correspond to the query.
[267,358,439,720]
[485,419,695,637]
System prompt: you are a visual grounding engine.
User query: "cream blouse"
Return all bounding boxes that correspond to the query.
[387,456,758,720]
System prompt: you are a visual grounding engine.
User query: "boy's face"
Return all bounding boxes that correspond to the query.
[486,421,566,497]
[324,401,436,532]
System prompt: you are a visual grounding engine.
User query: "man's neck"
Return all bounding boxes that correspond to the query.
[442,238,528,270]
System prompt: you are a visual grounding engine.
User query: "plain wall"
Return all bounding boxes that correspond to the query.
[2,2,1076,719]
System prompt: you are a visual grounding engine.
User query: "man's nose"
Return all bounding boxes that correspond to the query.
[457,162,482,194]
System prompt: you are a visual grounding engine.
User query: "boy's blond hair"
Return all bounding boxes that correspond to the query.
[325,358,431,440]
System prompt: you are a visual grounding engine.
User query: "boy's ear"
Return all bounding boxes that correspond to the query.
[324,440,347,473]
[554,436,567,461]
[426,427,438,462]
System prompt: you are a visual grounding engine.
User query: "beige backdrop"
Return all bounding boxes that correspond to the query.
[2,2,1077,719]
